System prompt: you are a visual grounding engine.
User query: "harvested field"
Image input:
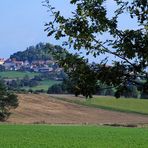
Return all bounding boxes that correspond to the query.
[6,94,148,125]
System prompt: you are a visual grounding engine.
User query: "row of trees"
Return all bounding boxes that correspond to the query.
[47,57,143,99]
[6,75,39,90]
[48,82,140,98]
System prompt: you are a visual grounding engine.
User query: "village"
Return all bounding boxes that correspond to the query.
[0,58,63,73]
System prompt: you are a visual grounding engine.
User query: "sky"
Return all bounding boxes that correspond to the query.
[0,0,138,60]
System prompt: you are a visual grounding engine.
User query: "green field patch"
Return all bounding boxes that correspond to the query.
[51,95,148,115]
[0,71,39,79]
[24,80,61,91]
[0,125,147,148]
[85,96,148,115]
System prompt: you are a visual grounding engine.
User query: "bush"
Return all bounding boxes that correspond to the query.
[0,80,18,121]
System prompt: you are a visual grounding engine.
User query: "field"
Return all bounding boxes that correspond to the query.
[0,71,61,91]
[23,80,61,91]
[51,95,148,115]
[0,71,39,79]
[7,94,148,124]
[1,94,148,148]
[0,125,147,148]
[90,96,148,114]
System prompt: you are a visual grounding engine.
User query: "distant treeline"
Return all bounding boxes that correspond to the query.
[47,79,145,99]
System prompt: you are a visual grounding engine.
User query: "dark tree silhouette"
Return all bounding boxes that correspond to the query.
[0,80,18,121]
[45,0,148,98]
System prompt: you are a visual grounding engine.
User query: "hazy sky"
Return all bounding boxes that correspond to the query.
[0,0,138,60]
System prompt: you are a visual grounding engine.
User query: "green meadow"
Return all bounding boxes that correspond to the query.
[52,95,148,115]
[24,80,61,91]
[0,125,147,148]
[84,96,148,115]
[0,71,61,91]
[0,71,39,79]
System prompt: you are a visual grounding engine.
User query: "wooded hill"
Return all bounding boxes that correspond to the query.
[10,43,63,63]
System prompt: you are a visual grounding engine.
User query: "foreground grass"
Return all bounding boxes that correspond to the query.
[0,71,39,79]
[0,125,147,148]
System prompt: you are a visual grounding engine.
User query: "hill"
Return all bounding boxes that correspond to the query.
[7,94,148,125]
[10,42,63,62]
[0,43,65,92]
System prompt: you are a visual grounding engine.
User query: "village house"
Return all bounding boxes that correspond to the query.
[3,59,16,70]
[38,67,53,73]
[32,60,45,65]
[0,58,5,65]
[55,68,63,72]
[24,60,29,66]
[3,59,24,70]
[45,60,55,65]
[1,58,58,73]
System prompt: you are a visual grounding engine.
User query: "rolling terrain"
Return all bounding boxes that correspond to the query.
[7,94,148,125]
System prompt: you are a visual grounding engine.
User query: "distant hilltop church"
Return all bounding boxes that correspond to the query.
[0,58,5,65]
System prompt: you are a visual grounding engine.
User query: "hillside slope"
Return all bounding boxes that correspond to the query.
[7,94,148,125]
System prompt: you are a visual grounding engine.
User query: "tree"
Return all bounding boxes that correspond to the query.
[0,65,5,72]
[44,0,148,98]
[47,84,63,94]
[0,80,18,121]
[123,85,139,98]
[57,53,98,98]
[10,43,53,62]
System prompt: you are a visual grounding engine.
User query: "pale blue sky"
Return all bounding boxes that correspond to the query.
[0,0,71,58]
[0,0,138,60]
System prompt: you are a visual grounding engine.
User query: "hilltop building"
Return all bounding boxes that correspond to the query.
[0,58,5,65]
[3,59,16,70]
[3,59,23,70]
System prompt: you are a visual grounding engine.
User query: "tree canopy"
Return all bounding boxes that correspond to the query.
[10,43,63,63]
[60,53,98,98]
[0,80,18,121]
[44,0,148,98]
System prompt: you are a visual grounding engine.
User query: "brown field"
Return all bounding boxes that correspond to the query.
[6,94,148,125]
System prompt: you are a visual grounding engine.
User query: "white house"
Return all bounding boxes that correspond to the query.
[0,58,5,65]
